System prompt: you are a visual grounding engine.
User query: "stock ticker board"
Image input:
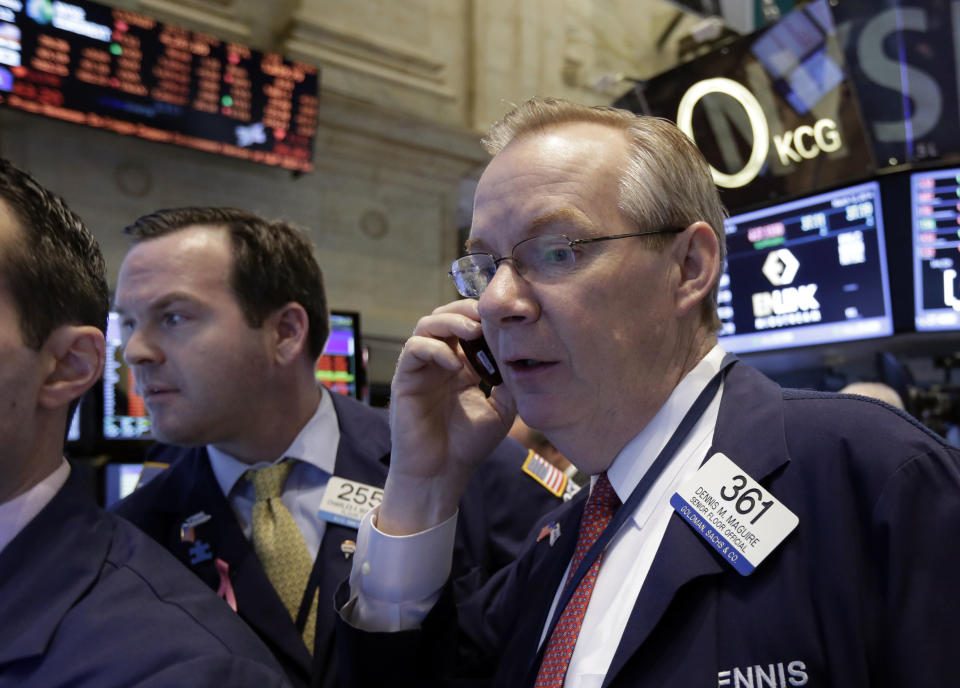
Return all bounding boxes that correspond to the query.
[0,0,319,171]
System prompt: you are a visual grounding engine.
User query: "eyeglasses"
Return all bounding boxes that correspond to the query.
[449,227,686,298]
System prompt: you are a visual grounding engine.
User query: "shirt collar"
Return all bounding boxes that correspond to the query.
[605,344,726,506]
[208,388,340,497]
[0,458,70,557]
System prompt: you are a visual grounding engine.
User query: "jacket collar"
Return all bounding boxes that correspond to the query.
[147,393,392,682]
[0,466,111,664]
[602,361,791,686]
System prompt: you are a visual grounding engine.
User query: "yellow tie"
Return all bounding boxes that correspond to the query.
[245,460,318,654]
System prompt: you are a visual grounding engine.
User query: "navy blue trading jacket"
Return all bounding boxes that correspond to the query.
[0,466,291,688]
[334,360,960,688]
[113,391,564,688]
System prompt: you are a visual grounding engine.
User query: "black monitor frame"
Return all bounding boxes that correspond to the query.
[717,178,894,354]
[317,309,365,401]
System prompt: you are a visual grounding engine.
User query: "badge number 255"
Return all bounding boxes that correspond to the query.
[720,475,773,525]
[336,481,383,510]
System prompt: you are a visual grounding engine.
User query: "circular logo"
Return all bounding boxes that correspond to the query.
[676,78,769,189]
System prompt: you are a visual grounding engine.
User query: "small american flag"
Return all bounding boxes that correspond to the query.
[522,450,568,498]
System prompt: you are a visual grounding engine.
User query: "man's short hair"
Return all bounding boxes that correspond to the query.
[0,158,108,349]
[483,97,728,330]
[124,207,329,359]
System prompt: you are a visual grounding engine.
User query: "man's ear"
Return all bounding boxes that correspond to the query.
[37,325,106,411]
[672,221,720,317]
[268,302,311,366]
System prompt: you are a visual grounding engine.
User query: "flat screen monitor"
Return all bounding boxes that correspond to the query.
[103,462,142,507]
[65,393,95,455]
[316,311,362,399]
[0,0,319,171]
[911,167,960,331]
[718,180,893,352]
[67,404,81,441]
[102,310,152,441]
[103,460,167,506]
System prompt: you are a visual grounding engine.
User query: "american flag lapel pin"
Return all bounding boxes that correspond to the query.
[537,521,561,547]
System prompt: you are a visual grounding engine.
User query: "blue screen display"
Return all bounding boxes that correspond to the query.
[718,180,893,353]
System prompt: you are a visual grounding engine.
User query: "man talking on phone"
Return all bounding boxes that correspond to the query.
[337,97,960,687]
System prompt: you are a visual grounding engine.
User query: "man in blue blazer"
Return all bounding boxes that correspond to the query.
[0,160,290,687]
[335,98,960,687]
[111,207,565,688]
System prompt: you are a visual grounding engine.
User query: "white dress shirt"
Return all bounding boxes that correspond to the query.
[207,388,341,560]
[0,459,70,557]
[346,346,727,686]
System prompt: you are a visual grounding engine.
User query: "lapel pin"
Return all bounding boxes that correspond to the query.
[537,522,561,547]
[340,540,357,559]
[180,511,212,543]
[189,540,212,564]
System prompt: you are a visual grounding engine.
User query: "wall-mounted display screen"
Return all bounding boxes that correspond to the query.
[316,311,362,399]
[912,166,960,331]
[0,0,319,171]
[718,180,893,353]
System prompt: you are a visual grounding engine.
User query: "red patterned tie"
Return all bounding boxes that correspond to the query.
[535,472,621,687]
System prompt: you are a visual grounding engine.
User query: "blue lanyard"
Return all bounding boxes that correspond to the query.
[541,353,737,643]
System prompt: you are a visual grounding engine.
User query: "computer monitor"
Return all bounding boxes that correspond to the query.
[103,462,143,507]
[911,166,960,332]
[101,310,152,442]
[67,405,81,442]
[718,180,893,353]
[103,460,168,507]
[316,311,363,399]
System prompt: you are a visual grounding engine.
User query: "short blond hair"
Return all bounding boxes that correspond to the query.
[483,97,728,330]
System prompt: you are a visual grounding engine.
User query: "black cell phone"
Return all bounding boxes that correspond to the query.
[458,336,502,387]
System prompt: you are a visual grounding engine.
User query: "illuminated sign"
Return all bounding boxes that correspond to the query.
[0,0,319,172]
[832,1,960,168]
[618,0,874,210]
[676,77,769,188]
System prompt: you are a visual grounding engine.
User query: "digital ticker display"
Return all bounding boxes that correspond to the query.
[912,167,960,332]
[0,0,319,171]
[718,180,893,353]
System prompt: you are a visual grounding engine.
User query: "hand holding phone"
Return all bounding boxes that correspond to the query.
[458,336,502,387]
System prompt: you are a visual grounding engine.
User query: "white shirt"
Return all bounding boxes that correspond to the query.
[346,346,727,686]
[0,459,71,557]
[208,388,340,560]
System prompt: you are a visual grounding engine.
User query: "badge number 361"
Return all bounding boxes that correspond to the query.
[671,453,799,575]
[720,475,773,525]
